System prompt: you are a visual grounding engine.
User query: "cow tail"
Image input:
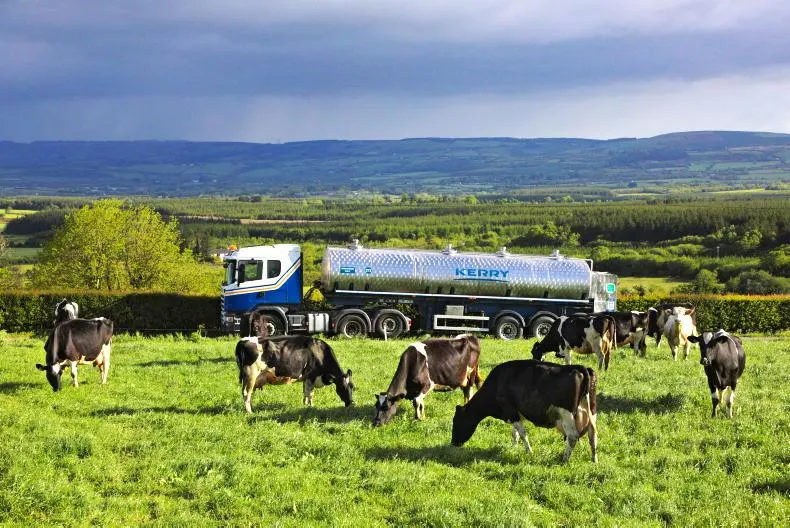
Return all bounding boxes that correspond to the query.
[586,368,598,415]
[234,342,244,384]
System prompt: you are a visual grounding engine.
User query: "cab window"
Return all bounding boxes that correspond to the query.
[240,261,263,282]
[267,260,282,279]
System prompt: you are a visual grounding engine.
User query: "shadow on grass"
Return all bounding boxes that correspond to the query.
[752,479,790,497]
[365,445,521,467]
[598,393,685,415]
[90,404,241,417]
[135,357,234,367]
[0,382,39,393]
[254,404,373,425]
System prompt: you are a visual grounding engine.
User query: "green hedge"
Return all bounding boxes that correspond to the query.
[618,295,790,334]
[1,292,788,335]
[0,292,220,335]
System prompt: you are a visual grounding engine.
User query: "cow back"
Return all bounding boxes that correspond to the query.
[47,318,113,363]
[424,336,477,388]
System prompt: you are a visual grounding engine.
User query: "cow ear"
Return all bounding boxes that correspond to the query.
[36,364,47,371]
[346,369,352,377]
[687,335,699,343]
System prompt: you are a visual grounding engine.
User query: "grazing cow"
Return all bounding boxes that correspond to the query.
[688,330,746,418]
[663,307,697,360]
[54,298,79,325]
[372,334,482,426]
[36,318,114,392]
[594,311,650,356]
[647,303,696,348]
[235,335,354,413]
[451,360,598,463]
[531,315,615,370]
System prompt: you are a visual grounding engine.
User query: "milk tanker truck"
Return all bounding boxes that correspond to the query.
[220,241,617,340]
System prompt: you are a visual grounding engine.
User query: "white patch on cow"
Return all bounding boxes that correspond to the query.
[702,332,714,346]
[70,361,80,386]
[413,391,428,420]
[100,341,111,384]
[377,394,387,407]
[726,388,736,418]
[410,342,428,358]
[512,421,533,453]
[551,406,581,463]
[647,307,657,313]
[453,333,471,340]
[241,336,259,344]
[51,363,62,374]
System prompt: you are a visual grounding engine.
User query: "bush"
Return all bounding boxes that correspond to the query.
[725,271,790,295]
[619,295,790,333]
[0,292,220,335]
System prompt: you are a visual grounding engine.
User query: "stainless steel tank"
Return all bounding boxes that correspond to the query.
[321,243,594,299]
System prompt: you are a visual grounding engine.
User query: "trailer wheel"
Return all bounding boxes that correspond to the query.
[528,315,555,340]
[493,316,523,340]
[375,312,406,339]
[337,314,369,338]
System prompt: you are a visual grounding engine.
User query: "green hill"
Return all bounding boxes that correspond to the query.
[1,131,789,196]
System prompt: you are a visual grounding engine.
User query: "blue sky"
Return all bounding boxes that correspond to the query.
[2,0,789,142]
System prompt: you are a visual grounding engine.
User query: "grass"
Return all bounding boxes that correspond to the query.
[618,276,688,296]
[1,333,788,526]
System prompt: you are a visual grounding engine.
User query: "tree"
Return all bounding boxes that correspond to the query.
[32,200,190,291]
[725,270,790,295]
[676,269,721,294]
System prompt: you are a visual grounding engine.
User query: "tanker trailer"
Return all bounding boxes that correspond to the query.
[221,241,617,340]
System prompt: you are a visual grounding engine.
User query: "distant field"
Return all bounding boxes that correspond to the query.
[618,276,687,296]
[1,334,787,526]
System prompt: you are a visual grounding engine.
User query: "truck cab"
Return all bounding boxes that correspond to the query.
[221,244,303,333]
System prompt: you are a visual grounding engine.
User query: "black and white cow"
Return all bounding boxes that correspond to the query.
[36,318,114,392]
[688,330,746,418]
[235,335,354,413]
[594,311,650,356]
[452,360,598,463]
[531,315,615,370]
[646,303,696,348]
[372,334,482,426]
[54,298,79,325]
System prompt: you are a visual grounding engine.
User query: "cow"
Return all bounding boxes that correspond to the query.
[646,303,696,348]
[235,335,354,413]
[372,334,482,426]
[451,360,598,463]
[36,318,114,392]
[663,306,697,360]
[54,298,79,325]
[530,315,615,370]
[688,330,746,418]
[594,311,650,356]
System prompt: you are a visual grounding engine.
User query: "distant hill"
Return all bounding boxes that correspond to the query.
[1,131,789,196]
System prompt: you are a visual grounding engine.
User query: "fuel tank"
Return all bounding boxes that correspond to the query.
[321,243,594,299]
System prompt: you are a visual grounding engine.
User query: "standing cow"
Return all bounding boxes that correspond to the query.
[235,335,354,413]
[372,334,482,426]
[531,315,615,370]
[647,303,696,348]
[688,330,746,418]
[663,306,697,360]
[452,360,598,463]
[54,299,79,325]
[36,318,114,391]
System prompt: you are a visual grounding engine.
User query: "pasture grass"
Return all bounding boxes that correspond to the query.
[1,333,788,527]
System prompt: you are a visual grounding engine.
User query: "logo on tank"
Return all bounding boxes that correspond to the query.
[454,268,510,282]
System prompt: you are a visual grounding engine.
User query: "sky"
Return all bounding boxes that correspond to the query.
[2,0,790,142]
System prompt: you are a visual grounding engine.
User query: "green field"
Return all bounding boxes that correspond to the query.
[1,334,787,526]
[618,276,689,296]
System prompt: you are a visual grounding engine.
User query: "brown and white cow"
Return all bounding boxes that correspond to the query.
[531,315,615,370]
[372,334,482,426]
[452,360,598,463]
[646,303,696,348]
[36,318,113,391]
[663,306,697,360]
[235,335,354,413]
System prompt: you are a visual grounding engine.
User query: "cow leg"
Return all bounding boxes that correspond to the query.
[670,343,677,361]
[556,408,580,463]
[100,341,111,384]
[683,340,691,360]
[578,396,598,463]
[413,392,428,420]
[710,388,721,418]
[511,421,533,454]
[461,384,474,404]
[70,362,79,387]
[241,368,259,414]
[303,379,315,407]
[725,387,735,418]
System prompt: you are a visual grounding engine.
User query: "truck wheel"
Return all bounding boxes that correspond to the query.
[493,316,523,340]
[253,314,285,337]
[337,314,369,338]
[375,313,405,339]
[528,316,555,340]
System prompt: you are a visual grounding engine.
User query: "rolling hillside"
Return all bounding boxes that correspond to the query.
[1,131,789,196]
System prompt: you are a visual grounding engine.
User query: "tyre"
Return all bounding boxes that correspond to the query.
[336,314,369,338]
[255,314,285,337]
[528,315,555,340]
[493,315,523,340]
[375,312,406,339]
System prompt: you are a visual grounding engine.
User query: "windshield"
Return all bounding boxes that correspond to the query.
[223,260,236,286]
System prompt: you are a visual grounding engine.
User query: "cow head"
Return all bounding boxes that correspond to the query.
[36,362,63,392]
[451,405,477,446]
[530,341,545,361]
[335,369,355,407]
[688,332,715,366]
[372,393,400,426]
